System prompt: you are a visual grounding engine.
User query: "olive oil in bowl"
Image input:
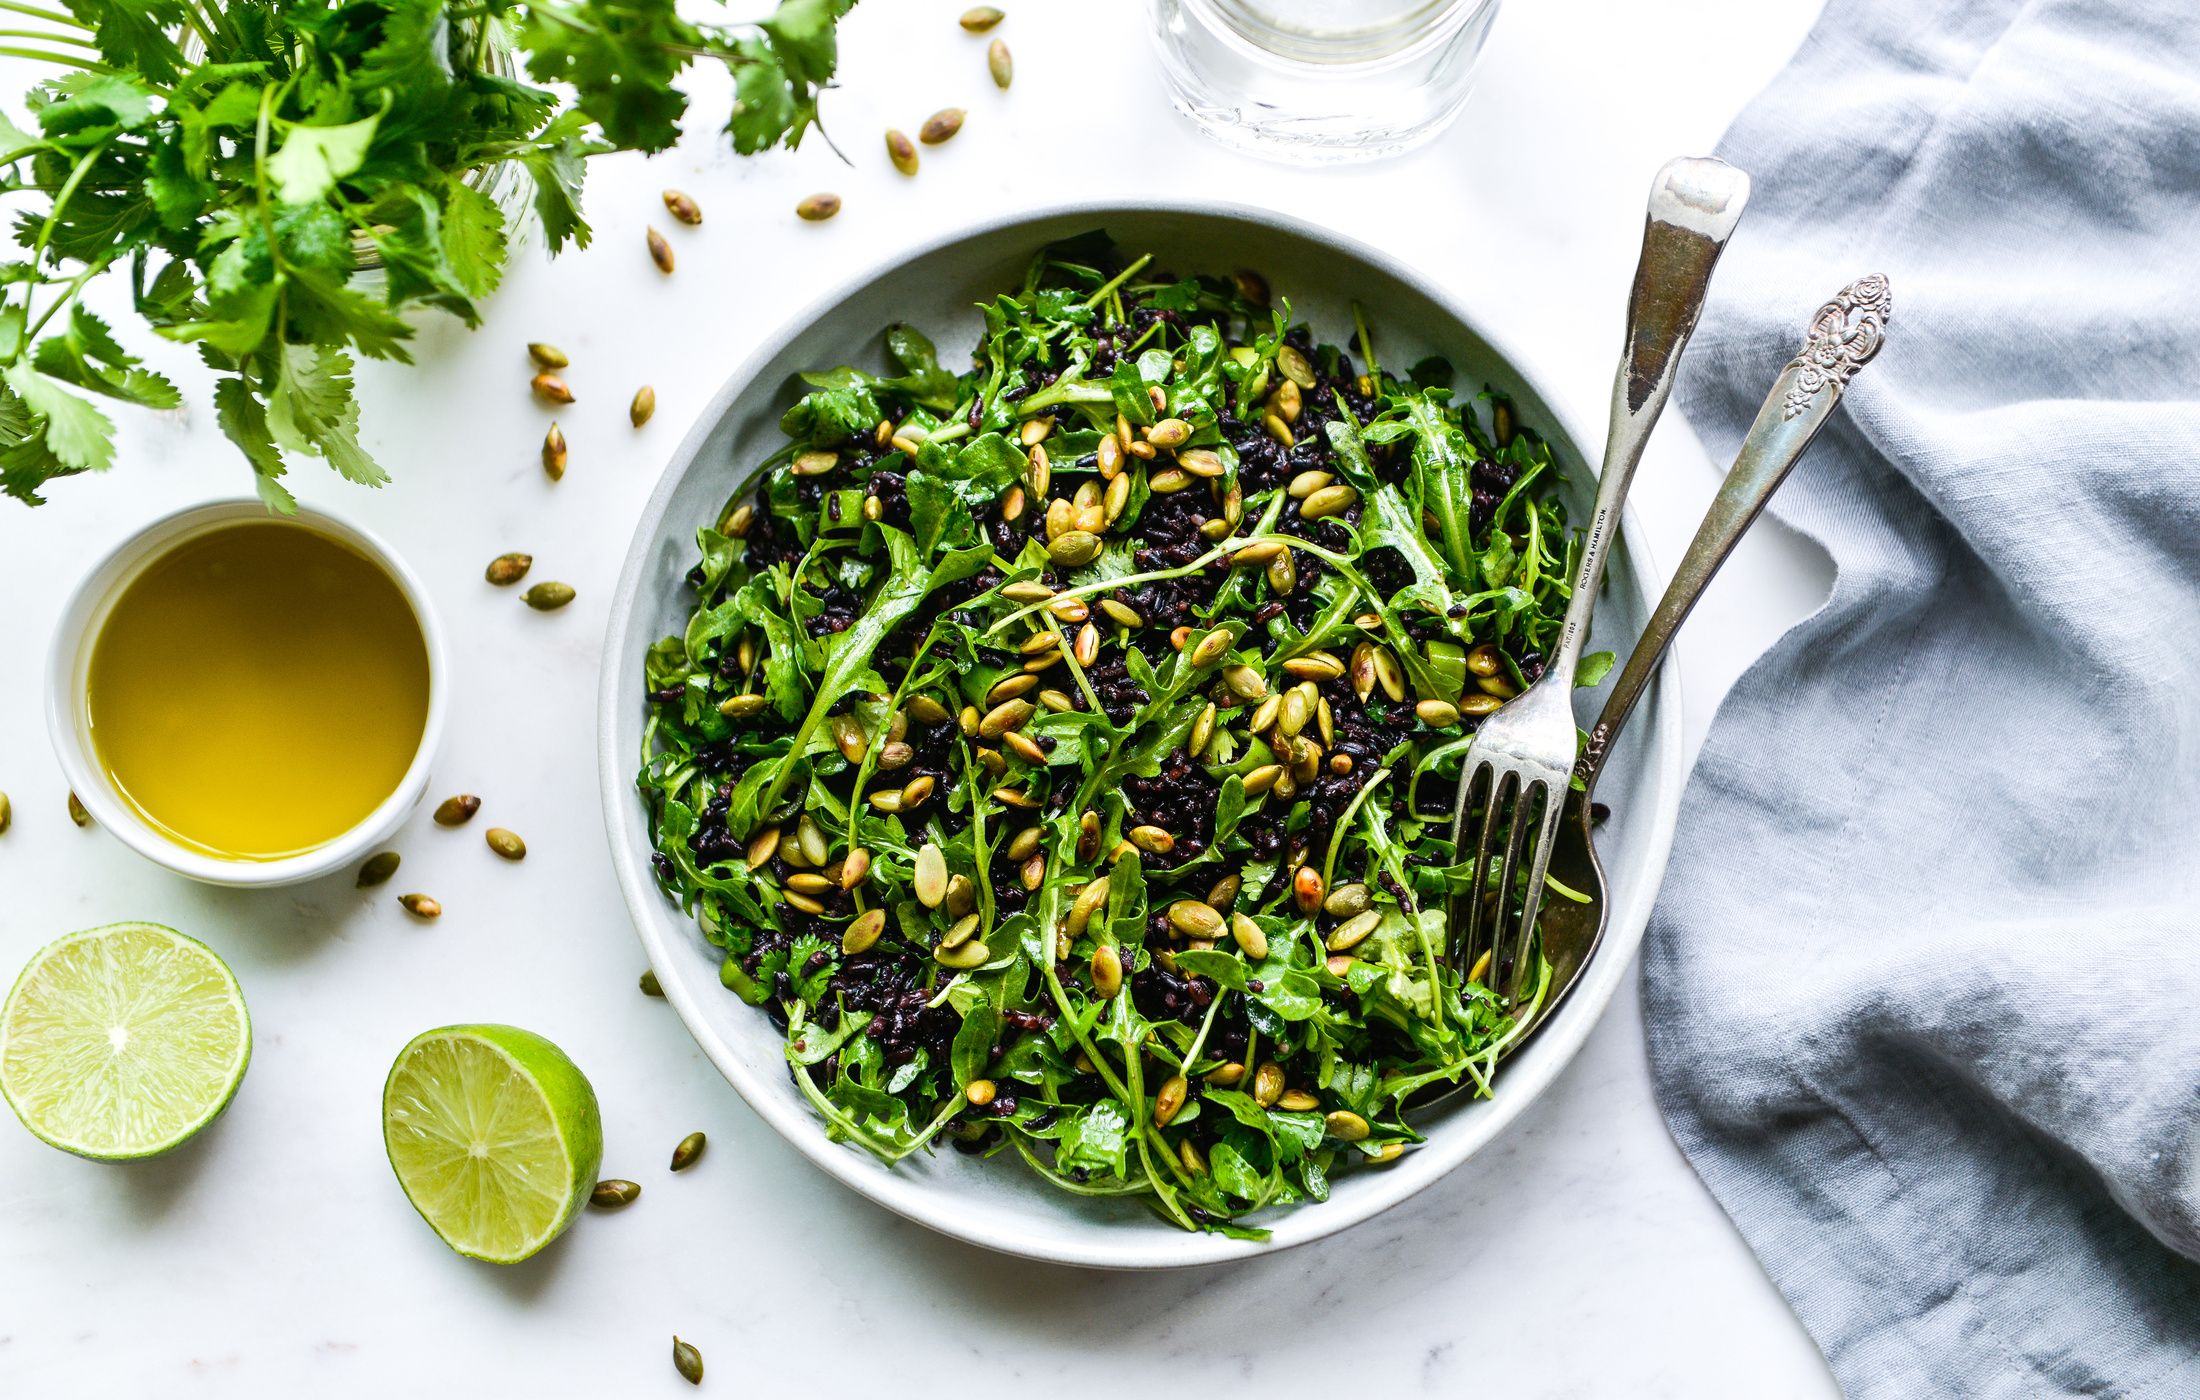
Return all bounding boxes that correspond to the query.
[85,519,432,862]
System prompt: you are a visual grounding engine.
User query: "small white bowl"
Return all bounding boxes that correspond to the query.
[45,499,447,889]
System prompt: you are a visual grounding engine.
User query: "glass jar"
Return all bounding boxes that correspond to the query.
[1148,0,1502,164]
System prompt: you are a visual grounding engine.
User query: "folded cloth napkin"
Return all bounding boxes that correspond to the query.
[1646,1,2200,1394]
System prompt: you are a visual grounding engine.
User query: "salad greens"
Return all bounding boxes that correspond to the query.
[0,0,852,507]
[638,235,1602,1235]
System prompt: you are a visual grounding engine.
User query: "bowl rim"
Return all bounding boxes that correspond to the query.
[595,198,1686,1269]
[44,498,448,889]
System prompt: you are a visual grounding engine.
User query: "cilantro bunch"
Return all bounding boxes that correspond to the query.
[638,236,1607,1236]
[0,0,853,507]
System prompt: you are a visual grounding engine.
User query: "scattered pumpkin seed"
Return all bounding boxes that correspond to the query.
[719,693,765,719]
[640,969,664,997]
[527,342,568,369]
[591,1179,641,1208]
[978,697,1034,740]
[673,1336,703,1386]
[1467,643,1504,677]
[1187,627,1232,668]
[646,226,674,273]
[1277,344,1317,388]
[399,893,441,920]
[1145,417,1192,449]
[796,192,842,221]
[920,108,965,144]
[885,128,919,175]
[1325,1110,1372,1142]
[357,851,400,887]
[987,37,1012,88]
[670,1131,706,1171]
[530,372,572,403]
[959,5,1003,30]
[1166,899,1223,937]
[1128,825,1174,855]
[1277,1089,1320,1112]
[1099,598,1144,628]
[540,422,567,480]
[434,794,481,826]
[797,815,829,866]
[1299,483,1359,520]
[662,189,701,225]
[485,552,532,586]
[523,581,576,611]
[1293,864,1325,913]
[630,385,656,428]
[1046,529,1101,567]
[1242,764,1282,796]
[485,827,526,861]
[1416,699,1461,727]
[1252,1061,1284,1107]
[1323,883,1370,918]
[1188,701,1217,758]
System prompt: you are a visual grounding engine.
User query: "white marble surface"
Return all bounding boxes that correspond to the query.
[0,2,1843,1392]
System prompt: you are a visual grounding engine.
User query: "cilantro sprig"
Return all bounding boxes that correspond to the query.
[0,0,854,507]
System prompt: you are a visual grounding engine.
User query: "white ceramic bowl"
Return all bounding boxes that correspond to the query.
[46,499,448,889]
[597,202,1685,1268]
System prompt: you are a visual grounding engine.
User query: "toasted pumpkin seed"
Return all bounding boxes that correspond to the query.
[523,581,575,611]
[936,940,990,969]
[1287,469,1333,499]
[1263,413,1293,447]
[900,775,935,809]
[1230,912,1268,960]
[1278,688,1309,738]
[1095,433,1123,479]
[1099,598,1144,628]
[1154,1075,1189,1127]
[1416,699,1461,728]
[979,697,1035,739]
[987,37,1012,88]
[1291,866,1324,915]
[1467,643,1504,677]
[629,385,656,428]
[592,1178,641,1209]
[1277,344,1317,388]
[1327,909,1380,951]
[959,5,1003,30]
[877,740,916,771]
[795,192,841,221]
[1461,693,1504,717]
[1207,1062,1246,1087]
[530,371,572,404]
[1242,764,1283,796]
[1271,377,1303,423]
[1005,730,1048,766]
[782,889,826,915]
[1178,447,1224,477]
[486,552,532,586]
[1145,417,1192,449]
[1188,702,1217,758]
[829,714,868,763]
[945,873,977,918]
[1166,900,1223,938]
[399,893,441,920]
[1277,1089,1320,1112]
[941,913,982,950]
[840,848,873,890]
[745,826,781,869]
[719,693,765,720]
[1091,942,1123,997]
[920,108,965,144]
[673,1336,703,1386]
[1477,672,1520,700]
[797,815,829,867]
[1325,1110,1372,1142]
[1046,530,1102,567]
[840,907,887,955]
[646,226,674,273]
[356,851,400,887]
[1373,646,1407,701]
[541,422,567,480]
[1324,883,1370,919]
[785,872,833,896]
[913,844,949,907]
[1252,1061,1284,1107]
[527,342,568,369]
[434,794,481,826]
[485,827,526,861]
[670,1131,706,1171]
[721,501,755,537]
[662,188,701,225]
[1188,628,1232,669]
[1073,622,1100,667]
[907,694,952,726]
[1299,483,1359,520]
[885,127,919,175]
[1128,825,1174,855]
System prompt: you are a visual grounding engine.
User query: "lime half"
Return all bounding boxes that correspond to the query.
[382,1024,602,1264]
[0,921,251,1160]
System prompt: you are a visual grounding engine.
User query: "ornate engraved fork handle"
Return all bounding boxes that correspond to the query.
[1580,274,1893,787]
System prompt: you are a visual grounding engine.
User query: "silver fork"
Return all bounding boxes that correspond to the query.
[1451,155,1751,1005]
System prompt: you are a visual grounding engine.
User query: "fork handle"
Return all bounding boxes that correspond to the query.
[1543,157,1752,686]
[1579,274,1895,790]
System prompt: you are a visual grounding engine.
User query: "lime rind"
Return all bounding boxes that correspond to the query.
[0,921,252,1161]
[382,1024,602,1265]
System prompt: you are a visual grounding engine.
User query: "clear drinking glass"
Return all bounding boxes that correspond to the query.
[1148,0,1501,164]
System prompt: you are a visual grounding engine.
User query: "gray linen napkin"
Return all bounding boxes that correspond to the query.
[1645,1,2200,1394]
